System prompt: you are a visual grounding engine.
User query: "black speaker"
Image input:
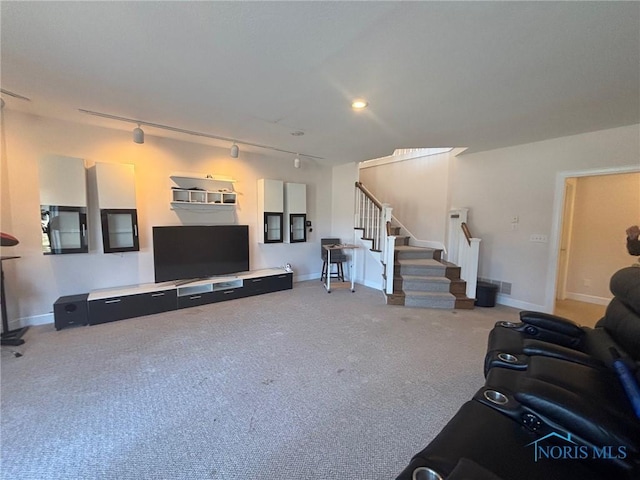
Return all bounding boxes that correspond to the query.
[54,294,89,330]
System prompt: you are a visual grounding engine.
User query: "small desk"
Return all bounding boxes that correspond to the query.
[323,244,359,293]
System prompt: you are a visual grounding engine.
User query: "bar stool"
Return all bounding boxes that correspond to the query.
[321,238,347,282]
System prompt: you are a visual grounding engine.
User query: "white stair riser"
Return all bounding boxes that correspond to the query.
[399,265,446,276]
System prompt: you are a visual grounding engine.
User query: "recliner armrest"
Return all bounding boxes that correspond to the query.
[522,339,604,369]
[519,311,585,338]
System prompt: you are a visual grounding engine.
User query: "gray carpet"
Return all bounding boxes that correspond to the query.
[1,281,518,480]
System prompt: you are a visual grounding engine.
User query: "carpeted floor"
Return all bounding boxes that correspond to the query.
[1,280,519,480]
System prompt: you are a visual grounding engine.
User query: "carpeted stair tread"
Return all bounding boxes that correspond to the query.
[395,245,438,258]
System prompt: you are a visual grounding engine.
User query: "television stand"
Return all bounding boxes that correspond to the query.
[73,268,292,329]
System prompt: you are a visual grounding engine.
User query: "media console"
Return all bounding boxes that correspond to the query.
[54,268,293,330]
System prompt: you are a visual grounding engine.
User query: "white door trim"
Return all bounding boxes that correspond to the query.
[544,164,640,313]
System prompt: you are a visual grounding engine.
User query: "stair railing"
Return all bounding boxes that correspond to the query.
[354,182,390,252]
[459,222,481,299]
[355,182,395,293]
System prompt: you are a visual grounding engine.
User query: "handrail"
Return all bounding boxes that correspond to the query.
[461,222,472,246]
[355,182,383,209]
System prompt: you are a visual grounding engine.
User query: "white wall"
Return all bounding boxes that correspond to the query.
[0,111,332,327]
[451,124,640,311]
[358,151,451,243]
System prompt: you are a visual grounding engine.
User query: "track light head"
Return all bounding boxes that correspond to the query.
[230,143,239,158]
[294,156,300,169]
[133,124,144,144]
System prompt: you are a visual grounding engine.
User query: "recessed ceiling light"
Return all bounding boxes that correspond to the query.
[351,99,368,110]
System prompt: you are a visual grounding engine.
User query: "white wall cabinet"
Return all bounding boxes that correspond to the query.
[38,155,88,254]
[257,179,284,243]
[284,182,307,243]
[95,162,139,253]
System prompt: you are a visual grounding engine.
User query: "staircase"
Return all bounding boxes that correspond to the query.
[354,181,479,310]
[386,228,474,309]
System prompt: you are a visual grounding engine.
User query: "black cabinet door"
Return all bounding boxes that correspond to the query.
[41,205,88,254]
[265,273,293,292]
[88,296,136,325]
[101,209,140,253]
[177,291,218,309]
[89,290,176,325]
[211,288,246,302]
[289,214,306,242]
[142,290,177,315]
[245,273,292,294]
[264,212,283,243]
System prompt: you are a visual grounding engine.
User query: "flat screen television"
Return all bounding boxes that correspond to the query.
[152,225,249,283]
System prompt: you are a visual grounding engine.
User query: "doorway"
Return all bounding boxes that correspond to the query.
[550,169,640,325]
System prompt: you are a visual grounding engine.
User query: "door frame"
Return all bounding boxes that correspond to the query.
[555,178,577,300]
[544,164,640,313]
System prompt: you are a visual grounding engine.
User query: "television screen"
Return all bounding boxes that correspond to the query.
[153,225,249,283]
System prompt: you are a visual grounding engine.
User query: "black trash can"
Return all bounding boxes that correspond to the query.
[475,282,498,307]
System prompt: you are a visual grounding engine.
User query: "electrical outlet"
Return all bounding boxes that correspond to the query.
[530,234,548,243]
[584,278,592,287]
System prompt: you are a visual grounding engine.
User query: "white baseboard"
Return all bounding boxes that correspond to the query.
[496,294,547,313]
[293,272,321,282]
[359,277,383,290]
[294,272,382,291]
[12,313,54,328]
[564,292,611,306]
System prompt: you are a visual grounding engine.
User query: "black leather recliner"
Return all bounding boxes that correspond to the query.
[395,266,640,480]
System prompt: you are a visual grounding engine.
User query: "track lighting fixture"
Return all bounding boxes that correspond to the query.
[133,124,144,144]
[294,156,300,169]
[78,109,324,159]
[0,89,32,110]
[230,143,239,158]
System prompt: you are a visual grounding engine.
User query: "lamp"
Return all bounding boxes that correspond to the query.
[294,156,300,169]
[133,124,144,144]
[230,143,239,158]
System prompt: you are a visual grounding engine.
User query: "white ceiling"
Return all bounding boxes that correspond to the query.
[1,1,639,165]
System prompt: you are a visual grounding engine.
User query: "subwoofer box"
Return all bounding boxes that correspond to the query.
[54,294,89,330]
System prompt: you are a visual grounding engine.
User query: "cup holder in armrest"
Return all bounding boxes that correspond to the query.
[497,321,519,328]
[483,389,509,406]
[413,466,444,480]
[497,353,519,364]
